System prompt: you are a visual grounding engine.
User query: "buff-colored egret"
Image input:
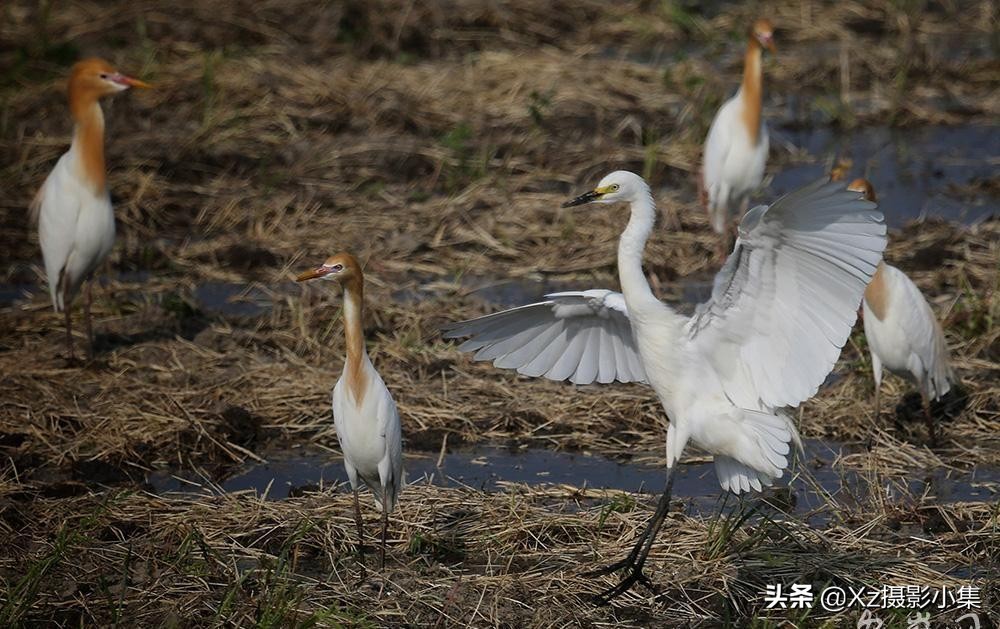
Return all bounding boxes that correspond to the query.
[297,253,403,572]
[31,58,151,362]
[702,19,775,253]
[444,172,885,601]
[851,179,954,443]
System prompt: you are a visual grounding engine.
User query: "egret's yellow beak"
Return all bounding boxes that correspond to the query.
[112,74,153,89]
[296,267,331,282]
[562,185,616,207]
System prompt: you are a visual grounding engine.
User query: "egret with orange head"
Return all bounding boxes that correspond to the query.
[296,252,403,573]
[851,179,955,443]
[702,19,776,253]
[32,58,151,361]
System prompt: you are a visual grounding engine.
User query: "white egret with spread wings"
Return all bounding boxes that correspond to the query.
[443,172,886,601]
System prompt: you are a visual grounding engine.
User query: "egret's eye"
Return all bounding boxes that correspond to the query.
[610,184,620,192]
[99,73,109,80]
[330,264,344,272]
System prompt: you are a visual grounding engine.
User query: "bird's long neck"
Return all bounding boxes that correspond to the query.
[341,275,369,406]
[739,39,764,146]
[69,94,107,193]
[618,189,665,318]
[864,262,889,321]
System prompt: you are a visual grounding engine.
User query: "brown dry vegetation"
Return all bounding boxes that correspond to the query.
[1,0,998,626]
[0,483,996,627]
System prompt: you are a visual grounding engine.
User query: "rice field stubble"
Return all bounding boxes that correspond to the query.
[1,0,997,625]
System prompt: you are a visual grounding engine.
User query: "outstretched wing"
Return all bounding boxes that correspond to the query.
[442,289,646,385]
[685,178,887,409]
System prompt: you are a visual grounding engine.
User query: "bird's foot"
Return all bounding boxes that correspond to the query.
[589,563,655,606]
[586,552,657,605]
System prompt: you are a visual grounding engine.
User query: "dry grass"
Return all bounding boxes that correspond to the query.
[0,483,995,627]
[0,218,994,473]
[0,0,998,625]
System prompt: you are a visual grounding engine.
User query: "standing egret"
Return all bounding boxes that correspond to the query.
[297,253,403,572]
[701,19,775,253]
[31,58,151,361]
[443,172,885,601]
[851,179,954,443]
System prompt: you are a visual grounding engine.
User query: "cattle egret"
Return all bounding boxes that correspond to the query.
[852,179,955,443]
[31,58,151,361]
[297,253,403,572]
[701,19,775,253]
[444,172,885,601]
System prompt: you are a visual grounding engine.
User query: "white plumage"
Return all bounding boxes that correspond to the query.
[863,262,954,430]
[446,173,886,494]
[32,58,151,361]
[441,289,647,385]
[446,172,885,599]
[36,149,116,312]
[702,19,774,237]
[702,98,769,233]
[297,252,402,571]
[332,361,404,514]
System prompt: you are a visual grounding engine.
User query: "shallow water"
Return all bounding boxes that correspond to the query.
[772,125,999,227]
[148,440,999,523]
[192,282,272,317]
[0,285,30,308]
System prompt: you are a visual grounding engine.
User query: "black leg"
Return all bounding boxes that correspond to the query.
[587,467,676,605]
[379,491,389,571]
[57,269,76,365]
[353,489,366,581]
[63,306,75,364]
[922,392,937,446]
[84,281,94,360]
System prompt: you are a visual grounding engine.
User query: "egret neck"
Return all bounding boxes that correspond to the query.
[617,187,658,313]
[617,185,685,331]
[69,86,107,194]
[864,262,889,321]
[739,37,764,146]
[341,273,369,406]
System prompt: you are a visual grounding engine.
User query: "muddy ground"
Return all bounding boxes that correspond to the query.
[0,0,998,626]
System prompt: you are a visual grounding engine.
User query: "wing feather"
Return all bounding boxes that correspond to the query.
[597,323,617,384]
[442,290,646,385]
[492,322,564,370]
[685,178,887,409]
[571,326,600,384]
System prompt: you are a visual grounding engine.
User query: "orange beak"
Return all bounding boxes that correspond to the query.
[112,73,153,89]
[296,267,330,282]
